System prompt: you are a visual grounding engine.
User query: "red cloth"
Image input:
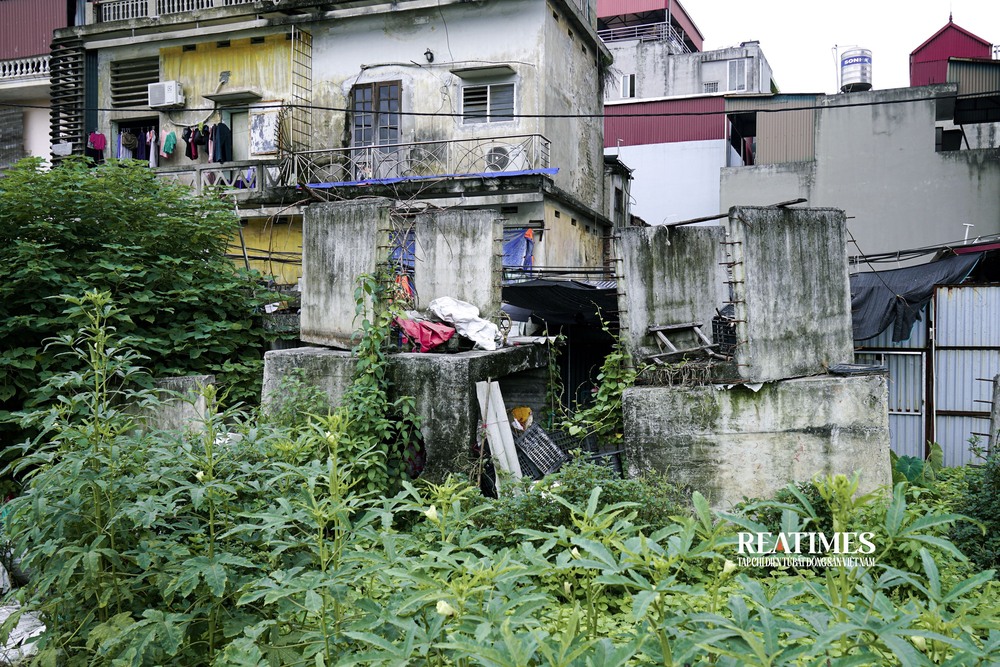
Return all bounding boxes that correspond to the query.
[396,318,455,353]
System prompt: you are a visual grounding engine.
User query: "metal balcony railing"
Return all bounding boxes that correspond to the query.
[0,56,50,82]
[597,22,692,52]
[93,0,256,23]
[154,159,288,197]
[291,134,551,186]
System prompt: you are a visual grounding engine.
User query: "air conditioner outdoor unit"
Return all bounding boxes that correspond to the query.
[483,143,528,173]
[148,81,185,109]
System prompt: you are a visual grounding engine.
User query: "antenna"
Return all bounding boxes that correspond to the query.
[832,44,840,94]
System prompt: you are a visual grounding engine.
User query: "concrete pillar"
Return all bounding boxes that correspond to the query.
[989,373,1000,453]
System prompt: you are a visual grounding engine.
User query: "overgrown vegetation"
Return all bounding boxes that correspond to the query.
[3,292,999,665]
[0,157,275,450]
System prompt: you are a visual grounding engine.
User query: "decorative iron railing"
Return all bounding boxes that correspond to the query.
[291,134,551,186]
[597,22,692,51]
[155,159,287,197]
[94,0,255,23]
[0,56,50,82]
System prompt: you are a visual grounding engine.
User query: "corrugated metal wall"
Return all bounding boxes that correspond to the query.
[947,60,1000,97]
[725,95,816,164]
[0,0,69,61]
[855,306,928,460]
[909,23,991,87]
[934,286,1000,466]
[604,97,724,147]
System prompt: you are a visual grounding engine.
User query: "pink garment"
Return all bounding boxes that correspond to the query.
[88,132,107,151]
[396,318,455,353]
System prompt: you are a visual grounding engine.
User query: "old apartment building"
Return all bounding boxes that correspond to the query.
[48,0,617,285]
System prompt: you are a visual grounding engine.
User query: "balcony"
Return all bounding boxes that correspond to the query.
[152,135,551,200]
[92,0,256,23]
[0,56,50,83]
[597,21,692,52]
[155,159,287,197]
[290,134,551,187]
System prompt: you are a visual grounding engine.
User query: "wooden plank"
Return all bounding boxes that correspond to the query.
[648,322,702,332]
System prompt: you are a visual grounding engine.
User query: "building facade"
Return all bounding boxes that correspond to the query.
[51,0,614,285]
[0,0,79,170]
[598,0,775,225]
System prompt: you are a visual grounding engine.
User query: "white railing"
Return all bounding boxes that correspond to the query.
[94,0,256,23]
[155,159,288,197]
[597,22,692,52]
[0,56,50,82]
[291,134,551,186]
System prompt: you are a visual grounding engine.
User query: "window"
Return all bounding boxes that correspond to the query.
[703,81,719,94]
[728,59,747,92]
[462,82,515,124]
[621,74,636,98]
[351,81,400,146]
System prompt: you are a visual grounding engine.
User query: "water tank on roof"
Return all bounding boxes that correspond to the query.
[840,47,873,92]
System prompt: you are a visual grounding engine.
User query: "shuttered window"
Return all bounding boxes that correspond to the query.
[110,57,159,108]
[462,82,514,124]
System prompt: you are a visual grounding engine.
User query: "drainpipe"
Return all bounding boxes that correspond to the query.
[667,0,672,48]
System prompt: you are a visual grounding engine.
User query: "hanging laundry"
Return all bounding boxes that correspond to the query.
[161,129,177,158]
[135,130,147,162]
[148,129,158,168]
[85,131,106,164]
[213,121,232,164]
[182,127,199,160]
[118,130,134,160]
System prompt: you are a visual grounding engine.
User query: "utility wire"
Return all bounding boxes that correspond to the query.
[2,89,994,119]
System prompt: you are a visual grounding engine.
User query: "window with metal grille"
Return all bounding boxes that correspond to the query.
[110,57,159,108]
[462,82,515,124]
[703,81,719,93]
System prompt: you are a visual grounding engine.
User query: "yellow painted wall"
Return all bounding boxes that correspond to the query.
[228,217,303,286]
[161,35,291,105]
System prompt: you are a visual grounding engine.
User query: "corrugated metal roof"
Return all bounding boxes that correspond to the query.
[725,95,817,164]
[0,0,68,60]
[909,20,992,87]
[604,96,725,147]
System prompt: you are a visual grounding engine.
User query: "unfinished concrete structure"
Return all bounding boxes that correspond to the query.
[618,206,890,508]
[266,198,547,481]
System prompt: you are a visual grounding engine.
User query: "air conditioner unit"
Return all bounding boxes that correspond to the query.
[148,81,185,109]
[483,143,528,173]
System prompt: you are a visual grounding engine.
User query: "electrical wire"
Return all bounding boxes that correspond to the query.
[3,89,993,119]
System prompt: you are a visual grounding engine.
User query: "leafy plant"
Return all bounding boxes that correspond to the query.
[0,157,276,452]
[952,451,1000,577]
[561,319,640,445]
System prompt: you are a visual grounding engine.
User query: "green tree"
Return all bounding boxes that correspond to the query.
[0,157,273,449]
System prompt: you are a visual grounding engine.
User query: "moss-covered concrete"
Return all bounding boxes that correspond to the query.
[622,373,891,509]
[727,206,854,383]
[262,344,548,482]
[300,199,390,349]
[617,225,727,361]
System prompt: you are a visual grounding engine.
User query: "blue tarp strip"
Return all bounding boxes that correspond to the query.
[302,168,559,189]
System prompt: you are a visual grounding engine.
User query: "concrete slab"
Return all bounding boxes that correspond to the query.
[623,373,891,510]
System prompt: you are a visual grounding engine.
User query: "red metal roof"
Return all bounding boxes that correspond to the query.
[603,96,726,147]
[0,0,69,60]
[909,20,992,87]
[597,0,704,50]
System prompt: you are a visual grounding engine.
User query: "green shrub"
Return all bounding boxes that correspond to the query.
[952,452,1000,577]
[0,157,275,450]
[476,458,688,544]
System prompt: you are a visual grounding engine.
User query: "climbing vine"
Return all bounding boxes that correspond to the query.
[335,271,424,495]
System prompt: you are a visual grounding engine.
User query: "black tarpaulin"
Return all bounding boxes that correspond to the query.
[851,253,982,342]
[502,279,618,326]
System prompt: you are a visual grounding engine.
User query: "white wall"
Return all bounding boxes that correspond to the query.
[611,139,726,224]
[22,100,51,165]
[721,85,1000,260]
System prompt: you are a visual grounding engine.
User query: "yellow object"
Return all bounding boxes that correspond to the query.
[511,406,533,431]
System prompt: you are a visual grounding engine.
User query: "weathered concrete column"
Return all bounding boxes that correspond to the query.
[989,373,1000,452]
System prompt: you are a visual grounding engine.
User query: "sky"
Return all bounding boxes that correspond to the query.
[689,0,1000,94]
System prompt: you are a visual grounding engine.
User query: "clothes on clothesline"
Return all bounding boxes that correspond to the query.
[85,131,106,163]
[182,122,233,163]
